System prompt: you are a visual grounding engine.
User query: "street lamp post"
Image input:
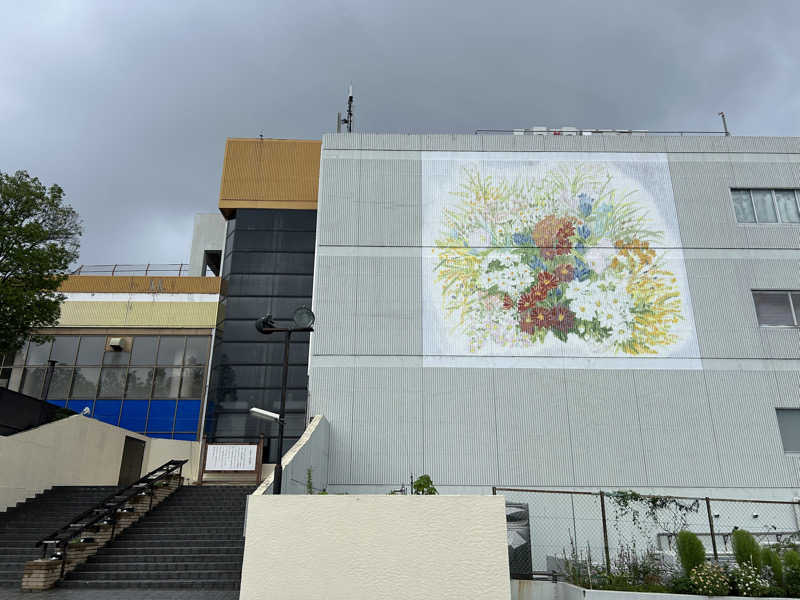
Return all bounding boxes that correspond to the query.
[252,306,315,495]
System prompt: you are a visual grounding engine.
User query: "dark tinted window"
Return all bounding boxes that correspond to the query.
[131,337,158,365]
[77,337,105,365]
[753,292,795,326]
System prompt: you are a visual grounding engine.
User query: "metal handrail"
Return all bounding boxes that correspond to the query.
[69,264,190,277]
[474,128,728,136]
[35,459,187,568]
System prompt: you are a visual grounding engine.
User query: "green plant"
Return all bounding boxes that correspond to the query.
[762,546,783,585]
[669,574,693,594]
[732,563,769,597]
[766,586,787,598]
[785,550,800,571]
[785,567,800,598]
[689,562,729,596]
[412,474,438,495]
[676,530,706,575]
[306,468,313,494]
[607,490,700,537]
[733,529,763,570]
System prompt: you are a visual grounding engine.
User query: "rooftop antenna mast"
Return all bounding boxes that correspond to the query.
[718,111,730,136]
[337,85,354,133]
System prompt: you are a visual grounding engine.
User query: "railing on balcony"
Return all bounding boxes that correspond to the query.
[70,264,190,277]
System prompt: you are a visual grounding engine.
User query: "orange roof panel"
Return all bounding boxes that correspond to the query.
[218,138,321,216]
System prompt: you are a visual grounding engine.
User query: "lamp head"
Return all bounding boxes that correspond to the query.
[255,315,277,334]
[293,305,315,329]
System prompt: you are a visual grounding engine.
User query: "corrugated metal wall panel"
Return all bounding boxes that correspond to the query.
[760,328,800,359]
[565,369,649,487]
[316,158,360,246]
[705,370,793,487]
[311,256,358,355]
[419,135,484,151]
[422,369,499,485]
[308,367,355,485]
[633,370,722,486]
[350,368,424,484]
[494,369,575,486]
[322,133,363,150]
[357,157,422,247]
[668,158,745,248]
[773,371,800,407]
[600,136,668,153]
[60,275,221,294]
[685,258,765,358]
[354,256,422,356]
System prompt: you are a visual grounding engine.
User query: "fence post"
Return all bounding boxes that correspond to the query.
[599,491,611,574]
[492,486,496,496]
[705,497,718,560]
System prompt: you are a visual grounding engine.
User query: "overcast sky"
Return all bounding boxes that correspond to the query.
[2,0,799,266]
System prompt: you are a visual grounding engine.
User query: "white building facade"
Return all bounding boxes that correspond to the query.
[308,133,800,503]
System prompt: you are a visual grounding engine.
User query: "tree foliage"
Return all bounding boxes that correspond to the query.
[412,474,438,495]
[0,170,81,355]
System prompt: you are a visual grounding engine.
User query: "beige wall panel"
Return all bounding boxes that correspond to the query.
[58,301,218,328]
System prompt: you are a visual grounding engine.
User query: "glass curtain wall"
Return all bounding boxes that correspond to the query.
[15,334,210,440]
[206,209,316,462]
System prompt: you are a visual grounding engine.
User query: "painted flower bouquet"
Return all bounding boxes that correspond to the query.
[434,165,683,355]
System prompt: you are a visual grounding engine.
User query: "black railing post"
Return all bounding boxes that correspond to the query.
[59,544,67,578]
[492,486,497,495]
[600,491,611,574]
[706,497,718,560]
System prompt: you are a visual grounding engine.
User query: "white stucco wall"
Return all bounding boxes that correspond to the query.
[240,495,510,600]
[0,415,199,512]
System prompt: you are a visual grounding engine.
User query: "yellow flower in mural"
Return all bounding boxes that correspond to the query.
[433,164,685,355]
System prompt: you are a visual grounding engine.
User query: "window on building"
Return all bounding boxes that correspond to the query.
[733,189,800,224]
[753,291,800,326]
[777,409,800,452]
[14,333,210,440]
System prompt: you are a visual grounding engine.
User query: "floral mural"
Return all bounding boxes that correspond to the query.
[427,156,696,360]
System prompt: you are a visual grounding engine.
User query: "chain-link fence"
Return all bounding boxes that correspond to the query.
[494,487,800,581]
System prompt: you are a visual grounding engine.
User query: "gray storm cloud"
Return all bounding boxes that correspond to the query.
[1,0,798,265]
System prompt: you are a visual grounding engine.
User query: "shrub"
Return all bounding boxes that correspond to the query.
[733,563,769,597]
[762,546,783,585]
[785,552,800,598]
[766,586,787,598]
[412,475,438,495]
[785,550,800,572]
[733,529,763,570]
[689,562,730,596]
[676,530,706,575]
[785,568,800,598]
[669,575,693,594]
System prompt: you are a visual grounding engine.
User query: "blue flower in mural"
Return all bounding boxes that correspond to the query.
[575,241,585,253]
[578,193,594,217]
[512,233,532,246]
[528,256,547,271]
[577,224,591,240]
[574,259,592,282]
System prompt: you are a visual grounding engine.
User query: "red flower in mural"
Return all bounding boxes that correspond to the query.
[554,263,574,282]
[537,271,559,291]
[549,305,575,332]
[533,215,576,259]
[520,307,550,333]
[518,283,550,312]
[502,295,514,310]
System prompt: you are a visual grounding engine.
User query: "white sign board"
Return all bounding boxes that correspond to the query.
[205,444,258,471]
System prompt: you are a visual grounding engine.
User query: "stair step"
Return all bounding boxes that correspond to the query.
[59,579,240,589]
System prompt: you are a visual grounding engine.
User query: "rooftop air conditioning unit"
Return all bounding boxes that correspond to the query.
[108,338,124,351]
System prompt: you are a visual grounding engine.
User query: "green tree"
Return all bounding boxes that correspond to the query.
[412,474,438,495]
[0,170,81,355]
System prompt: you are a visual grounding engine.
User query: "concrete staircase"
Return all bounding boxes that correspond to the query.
[61,485,253,590]
[0,486,119,587]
